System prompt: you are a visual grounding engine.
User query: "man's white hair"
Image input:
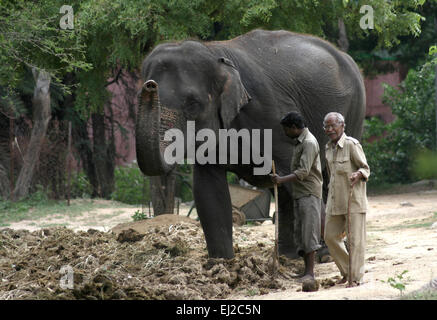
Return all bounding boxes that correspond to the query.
[324,112,345,125]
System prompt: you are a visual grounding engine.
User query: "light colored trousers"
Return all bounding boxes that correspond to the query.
[324,213,366,282]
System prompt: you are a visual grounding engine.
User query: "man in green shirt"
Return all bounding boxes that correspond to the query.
[270,112,323,281]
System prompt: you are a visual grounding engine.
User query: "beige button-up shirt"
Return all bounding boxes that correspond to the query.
[325,133,370,215]
[290,128,323,200]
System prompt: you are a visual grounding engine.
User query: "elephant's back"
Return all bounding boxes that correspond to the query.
[227,30,365,140]
[233,30,359,95]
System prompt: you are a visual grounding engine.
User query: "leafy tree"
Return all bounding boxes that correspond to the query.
[208,0,427,45]
[0,1,91,199]
[69,0,217,199]
[392,0,437,70]
[209,0,432,77]
[0,0,91,95]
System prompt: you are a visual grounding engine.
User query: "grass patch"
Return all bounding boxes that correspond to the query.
[391,212,437,230]
[402,290,437,300]
[0,190,135,226]
[369,212,437,232]
[39,223,70,228]
[367,181,437,196]
[98,210,127,220]
[99,213,123,220]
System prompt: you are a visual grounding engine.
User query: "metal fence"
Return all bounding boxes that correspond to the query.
[0,117,74,201]
[1,115,191,219]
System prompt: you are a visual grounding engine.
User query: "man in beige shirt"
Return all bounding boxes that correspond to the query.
[271,111,323,282]
[323,112,370,286]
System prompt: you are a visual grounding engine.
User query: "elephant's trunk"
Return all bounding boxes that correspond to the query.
[136,80,182,176]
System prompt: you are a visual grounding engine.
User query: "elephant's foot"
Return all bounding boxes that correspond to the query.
[203,229,234,259]
[206,245,234,260]
[199,216,234,259]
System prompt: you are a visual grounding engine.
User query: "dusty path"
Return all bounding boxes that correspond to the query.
[229,189,437,300]
[3,189,437,300]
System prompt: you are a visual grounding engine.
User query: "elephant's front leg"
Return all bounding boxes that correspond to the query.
[193,164,234,259]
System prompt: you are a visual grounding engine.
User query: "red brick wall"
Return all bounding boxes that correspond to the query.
[364,62,408,123]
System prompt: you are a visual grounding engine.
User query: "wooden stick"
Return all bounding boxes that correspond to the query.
[272,160,279,275]
[347,184,354,287]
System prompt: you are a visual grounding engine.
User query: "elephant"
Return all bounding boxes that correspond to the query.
[136,29,366,259]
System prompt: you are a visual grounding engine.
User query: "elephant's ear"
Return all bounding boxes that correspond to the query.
[218,57,251,128]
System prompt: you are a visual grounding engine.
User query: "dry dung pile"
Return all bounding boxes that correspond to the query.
[111,214,199,235]
[0,216,305,300]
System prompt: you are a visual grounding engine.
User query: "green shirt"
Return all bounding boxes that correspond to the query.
[290,128,323,200]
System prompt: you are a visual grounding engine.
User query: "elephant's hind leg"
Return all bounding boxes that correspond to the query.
[193,164,234,259]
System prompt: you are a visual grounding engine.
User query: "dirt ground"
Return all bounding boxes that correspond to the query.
[1,189,436,300]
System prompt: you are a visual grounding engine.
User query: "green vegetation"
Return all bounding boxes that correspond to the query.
[174,164,195,203]
[70,171,93,199]
[367,182,418,196]
[245,288,260,297]
[0,189,131,226]
[369,212,437,232]
[382,270,410,296]
[131,209,149,222]
[393,212,437,230]
[413,151,437,180]
[1,163,195,227]
[0,0,91,92]
[363,59,436,187]
[69,164,195,205]
[227,172,240,185]
[110,164,194,205]
[111,165,149,205]
[403,288,437,300]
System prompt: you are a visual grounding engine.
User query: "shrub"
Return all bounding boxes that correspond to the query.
[174,163,194,202]
[111,165,149,205]
[69,164,195,205]
[70,171,92,198]
[413,150,437,180]
[362,61,436,186]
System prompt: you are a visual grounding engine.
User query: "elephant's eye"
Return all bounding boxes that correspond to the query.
[184,98,202,118]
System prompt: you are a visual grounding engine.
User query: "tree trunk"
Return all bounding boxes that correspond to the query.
[92,110,115,199]
[71,106,116,199]
[434,15,437,151]
[0,163,9,199]
[338,18,349,52]
[0,117,11,199]
[150,174,176,216]
[12,68,51,200]
[72,114,99,197]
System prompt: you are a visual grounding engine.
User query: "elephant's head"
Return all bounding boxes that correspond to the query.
[136,41,251,176]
